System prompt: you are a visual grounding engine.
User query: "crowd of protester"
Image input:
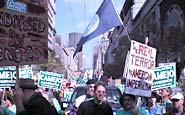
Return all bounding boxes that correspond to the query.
[117,85,185,115]
[0,76,184,115]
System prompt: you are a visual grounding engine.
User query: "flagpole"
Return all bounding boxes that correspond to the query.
[111,0,131,42]
[122,22,131,42]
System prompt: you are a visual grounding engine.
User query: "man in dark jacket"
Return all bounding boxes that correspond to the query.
[77,81,113,115]
[13,78,59,115]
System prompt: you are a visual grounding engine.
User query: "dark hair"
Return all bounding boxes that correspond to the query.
[94,81,106,91]
[162,87,172,96]
[143,92,162,105]
[166,87,172,94]
[119,93,136,107]
[151,91,162,101]
[5,91,14,104]
[86,79,96,85]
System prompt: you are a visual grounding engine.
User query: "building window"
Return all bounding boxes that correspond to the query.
[164,4,184,62]
[166,4,183,29]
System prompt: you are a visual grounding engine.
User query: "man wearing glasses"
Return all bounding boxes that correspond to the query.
[77,81,113,115]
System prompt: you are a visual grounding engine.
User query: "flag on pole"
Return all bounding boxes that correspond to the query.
[73,0,123,57]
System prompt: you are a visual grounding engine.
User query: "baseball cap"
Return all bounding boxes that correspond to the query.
[171,92,184,100]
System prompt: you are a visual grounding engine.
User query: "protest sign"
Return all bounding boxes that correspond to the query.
[123,51,130,78]
[125,40,157,97]
[0,66,16,88]
[38,71,64,90]
[118,84,125,94]
[152,64,176,90]
[158,62,176,67]
[0,66,35,87]
[64,90,73,100]
[19,66,33,79]
[0,0,48,66]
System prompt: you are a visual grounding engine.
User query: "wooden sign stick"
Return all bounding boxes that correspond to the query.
[145,37,149,45]
[15,65,20,88]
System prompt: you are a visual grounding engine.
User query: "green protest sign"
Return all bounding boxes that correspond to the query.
[38,71,64,90]
[0,66,16,88]
[152,64,176,90]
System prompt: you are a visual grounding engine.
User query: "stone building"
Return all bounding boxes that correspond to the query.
[106,0,185,80]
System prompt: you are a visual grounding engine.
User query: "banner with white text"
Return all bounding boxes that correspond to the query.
[0,66,34,87]
[152,64,176,90]
[0,66,16,88]
[38,71,64,90]
[19,66,33,79]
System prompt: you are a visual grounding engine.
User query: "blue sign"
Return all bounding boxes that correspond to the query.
[7,0,27,13]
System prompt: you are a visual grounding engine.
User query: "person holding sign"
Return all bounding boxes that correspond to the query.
[13,78,59,115]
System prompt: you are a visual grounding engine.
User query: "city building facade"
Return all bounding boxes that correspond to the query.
[48,0,56,51]
[69,32,82,48]
[105,0,185,80]
[68,32,83,71]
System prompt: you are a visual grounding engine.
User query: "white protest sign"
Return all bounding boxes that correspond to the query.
[152,63,176,90]
[125,40,157,97]
[123,51,130,78]
[158,62,176,67]
[38,71,64,90]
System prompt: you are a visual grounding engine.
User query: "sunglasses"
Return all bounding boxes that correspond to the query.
[97,90,106,94]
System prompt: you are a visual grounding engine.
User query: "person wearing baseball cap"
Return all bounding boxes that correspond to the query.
[171,92,184,100]
[65,79,96,115]
[166,92,184,115]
